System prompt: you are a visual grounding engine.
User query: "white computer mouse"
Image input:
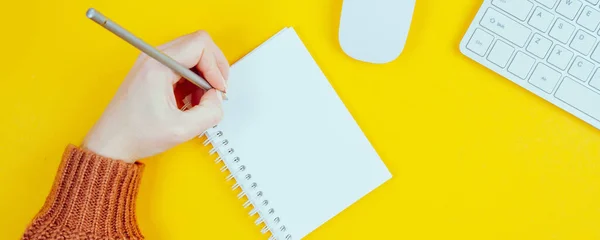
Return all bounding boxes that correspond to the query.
[339,0,416,64]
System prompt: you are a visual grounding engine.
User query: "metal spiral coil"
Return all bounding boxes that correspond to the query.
[203,126,293,240]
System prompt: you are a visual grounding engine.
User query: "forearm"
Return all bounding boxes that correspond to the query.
[23,145,144,240]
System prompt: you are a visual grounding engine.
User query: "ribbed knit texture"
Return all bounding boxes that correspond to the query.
[22,145,145,240]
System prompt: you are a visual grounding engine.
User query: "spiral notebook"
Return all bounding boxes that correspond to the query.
[202,27,391,239]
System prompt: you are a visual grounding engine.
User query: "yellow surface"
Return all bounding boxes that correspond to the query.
[1,0,600,239]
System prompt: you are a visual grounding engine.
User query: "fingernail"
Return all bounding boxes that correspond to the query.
[221,75,228,92]
[216,91,223,103]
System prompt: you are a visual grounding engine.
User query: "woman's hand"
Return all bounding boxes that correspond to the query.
[83,30,229,163]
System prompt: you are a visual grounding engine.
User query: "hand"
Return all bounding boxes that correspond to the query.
[83,30,229,163]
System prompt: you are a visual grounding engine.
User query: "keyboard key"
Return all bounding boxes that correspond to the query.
[589,68,600,90]
[548,45,574,70]
[549,18,575,43]
[488,40,515,67]
[492,0,533,21]
[556,0,583,20]
[527,34,553,58]
[467,29,494,56]
[529,63,562,93]
[509,51,536,79]
[590,44,600,63]
[570,30,597,55]
[529,7,555,32]
[568,56,595,81]
[536,0,558,8]
[555,77,600,121]
[480,8,532,47]
[577,6,600,31]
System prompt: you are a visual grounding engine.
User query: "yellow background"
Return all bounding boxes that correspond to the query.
[1,0,600,239]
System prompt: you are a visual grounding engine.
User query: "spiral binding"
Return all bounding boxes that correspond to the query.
[202,126,293,240]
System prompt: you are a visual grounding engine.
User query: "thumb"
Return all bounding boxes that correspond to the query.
[179,89,224,139]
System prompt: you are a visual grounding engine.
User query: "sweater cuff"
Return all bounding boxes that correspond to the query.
[23,145,144,239]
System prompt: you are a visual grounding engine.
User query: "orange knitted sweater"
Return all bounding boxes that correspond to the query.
[22,145,145,239]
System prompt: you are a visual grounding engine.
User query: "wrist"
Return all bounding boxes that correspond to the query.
[83,132,138,163]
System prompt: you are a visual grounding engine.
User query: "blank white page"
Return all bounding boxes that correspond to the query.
[207,28,391,239]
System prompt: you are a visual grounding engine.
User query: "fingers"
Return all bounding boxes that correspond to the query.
[177,89,223,140]
[209,43,230,83]
[157,31,207,68]
[195,49,226,92]
[156,31,229,92]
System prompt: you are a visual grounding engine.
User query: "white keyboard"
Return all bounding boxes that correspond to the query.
[460,0,600,129]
